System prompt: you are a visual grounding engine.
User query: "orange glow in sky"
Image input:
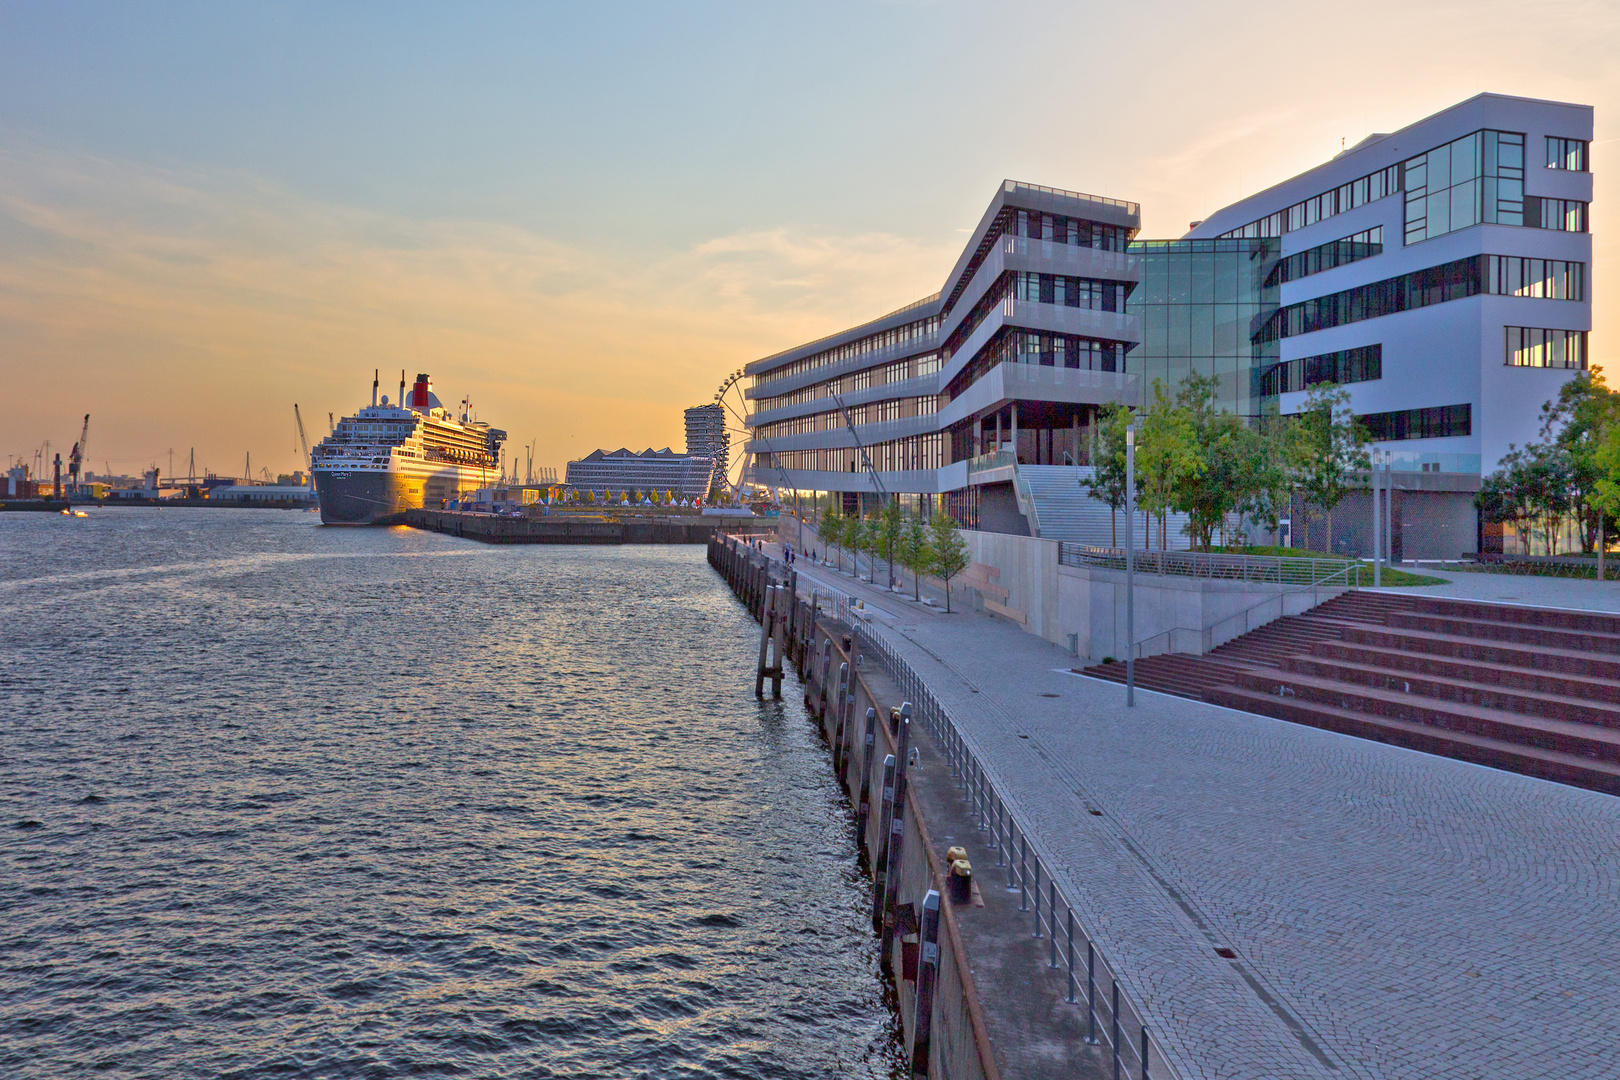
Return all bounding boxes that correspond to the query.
[2,1,1615,478]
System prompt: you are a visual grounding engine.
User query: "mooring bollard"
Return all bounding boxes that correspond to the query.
[873,753,897,931]
[880,706,912,960]
[909,889,942,1078]
[855,706,877,843]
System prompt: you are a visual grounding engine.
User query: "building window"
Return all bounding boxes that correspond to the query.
[1261,345,1382,396]
[1505,327,1587,369]
[1268,227,1383,286]
[1487,257,1584,300]
[1526,197,1588,232]
[1220,164,1400,240]
[1403,130,1524,243]
[1359,403,1471,441]
[1546,136,1589,171]
[1255,256,1484,342]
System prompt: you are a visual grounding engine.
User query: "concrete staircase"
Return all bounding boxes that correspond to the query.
[1015,465,1190,547]
[1080,592,1620,795]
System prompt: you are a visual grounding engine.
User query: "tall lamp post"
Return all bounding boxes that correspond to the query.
[1372,449,1382,588]
[1125,422,1137,707]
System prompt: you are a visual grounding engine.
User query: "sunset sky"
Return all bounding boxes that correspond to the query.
[3,0,1617,479]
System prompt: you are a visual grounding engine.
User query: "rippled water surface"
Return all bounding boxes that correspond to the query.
[0,509,900,1079]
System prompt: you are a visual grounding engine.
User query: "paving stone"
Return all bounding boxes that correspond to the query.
[784,554,1620,1080]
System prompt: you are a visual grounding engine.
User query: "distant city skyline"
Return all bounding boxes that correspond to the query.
[2,0,1616,476]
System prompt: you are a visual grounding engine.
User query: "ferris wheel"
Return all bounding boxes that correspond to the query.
[712,368,790,505]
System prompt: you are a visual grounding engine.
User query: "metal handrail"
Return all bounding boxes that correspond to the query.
[1127,561,1358,659]
[845,619,1180,1080]
[1062,544,1361,586]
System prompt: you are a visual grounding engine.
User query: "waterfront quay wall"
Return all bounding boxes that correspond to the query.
[796,520,1333,662]
[709,533,998,1080]
[959,529,1340,661]
[404,510,772,544]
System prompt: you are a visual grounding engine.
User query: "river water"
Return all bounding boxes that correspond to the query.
[0,509,901,1079]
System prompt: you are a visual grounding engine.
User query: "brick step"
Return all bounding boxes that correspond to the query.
[1077,656,1243,698]
[1226,669,1620,764]
[1313,591,1419,622]
[1280,655,1620,728]
[1202,686,1620,796]
[1411,596,1620,636]
[1312,641,1620,707]
[1340,626,1620,680]
[1387,612,1620,655]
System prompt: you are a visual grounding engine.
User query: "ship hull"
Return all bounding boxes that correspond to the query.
[315,462,489,525]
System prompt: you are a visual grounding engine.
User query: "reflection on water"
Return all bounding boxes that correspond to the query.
[0,509,902,1079]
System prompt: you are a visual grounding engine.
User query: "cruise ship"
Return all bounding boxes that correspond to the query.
[312,372,507,524]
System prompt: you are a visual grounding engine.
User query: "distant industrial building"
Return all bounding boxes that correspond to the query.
[684,403,729,495]
[564,448,714,500]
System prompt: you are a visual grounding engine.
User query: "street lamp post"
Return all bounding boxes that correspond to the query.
[1125,423,1137,708]
[1372,449,1382,588]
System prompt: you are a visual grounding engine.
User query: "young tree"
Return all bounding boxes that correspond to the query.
[1085,402,1132,547]
[1477,441,1574,555]
[1538,371,1620,559]
[1235,414,1295,543]
[1137,378,1202,550]
[928,513,970,613]
[1593,423,1620,579]
[1291,384,1370,553]
[878,500,904,590]
[898,517,932,601]
[820,508,844,570]
[1171,372,1252,549]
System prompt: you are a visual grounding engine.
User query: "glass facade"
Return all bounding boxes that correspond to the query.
[1267,227,1383,285]
[1403,130,1524,243]
[1360,403,1471,442]
[1260,344,1382,396]
[1546,136,1589,171]
[1505,327,1587,369]
[1126,238,1278,417]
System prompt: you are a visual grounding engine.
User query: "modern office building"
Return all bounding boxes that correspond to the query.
[684,403,730,496]
[563,448,714,501]
[1187,93,1592,555]
[742,93,1593,558]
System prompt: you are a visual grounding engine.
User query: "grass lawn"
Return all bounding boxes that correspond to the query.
[1197,546,1449,587]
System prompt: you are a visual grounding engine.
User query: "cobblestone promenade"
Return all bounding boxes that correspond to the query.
[785,551,1620,1080]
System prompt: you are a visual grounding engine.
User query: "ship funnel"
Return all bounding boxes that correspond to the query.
[410,374,433,409]
[372,369,379,407]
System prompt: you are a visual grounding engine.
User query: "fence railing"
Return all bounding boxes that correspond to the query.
[1127,561,1358,658]
[966,449,1017,476]
[848,621,1180,1080]
[1061,544,1361,586]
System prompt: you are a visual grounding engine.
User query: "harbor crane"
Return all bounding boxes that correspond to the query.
[67,414,89,489]
[293,404,313,485]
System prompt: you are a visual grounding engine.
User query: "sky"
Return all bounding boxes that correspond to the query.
[3,0,1618,480]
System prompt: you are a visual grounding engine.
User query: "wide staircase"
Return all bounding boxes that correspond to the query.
[1016,464,1190,546]
[1081,591,1620,795]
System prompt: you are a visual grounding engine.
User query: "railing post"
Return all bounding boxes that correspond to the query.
[1112,980,1122,1080]
[1066,908,1076,1001]
[1141,1025,1150,1080]
[1087,942,1098,1043]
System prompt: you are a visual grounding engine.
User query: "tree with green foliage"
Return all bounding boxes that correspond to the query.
[928,513,970,613]
[1592,422,1620,580]
[1478,441,1575,556]
[878,500,903,590]
[1291,384,1370,553]
[897,517,932,601]
[1137,378,1202,550]
[1537,370,1620,559]
[1085,402,1132,547]
[1171,372,1253,549]
[820,508,845,571]
[1235,413,1296,542]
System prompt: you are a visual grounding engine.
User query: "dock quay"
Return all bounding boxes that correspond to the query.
[711,530,1620,1080]
[403,509,772,544]
[710,532,1155,1080]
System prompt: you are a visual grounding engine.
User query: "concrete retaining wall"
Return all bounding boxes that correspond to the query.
[405,510,771,544]
[962,529,1343,660]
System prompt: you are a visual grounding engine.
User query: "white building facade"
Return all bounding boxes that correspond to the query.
[742,94,1593,557]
